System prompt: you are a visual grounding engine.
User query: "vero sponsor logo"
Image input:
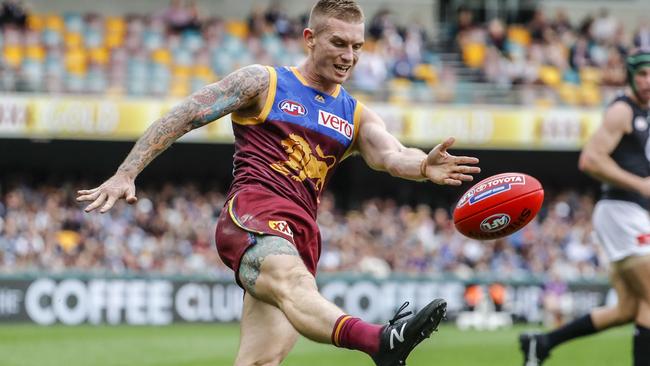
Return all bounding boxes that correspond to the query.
[318,110,353,140]
[279,100,307,116]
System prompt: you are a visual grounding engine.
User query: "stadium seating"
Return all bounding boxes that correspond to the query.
[1,5,439,100]
[1,4,640,106]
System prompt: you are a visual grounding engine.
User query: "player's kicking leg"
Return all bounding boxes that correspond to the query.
[237,234,446,366]
[235,292,298,365]
[520,264,638,366]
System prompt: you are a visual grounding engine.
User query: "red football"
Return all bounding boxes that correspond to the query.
[453,172,544,240]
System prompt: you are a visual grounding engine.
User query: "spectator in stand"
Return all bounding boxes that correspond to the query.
[351,40,388,93]
[453,6,478,51]
[542,271,570,327]
[368,8,391,40]
[528,8,548,43]
[601,47,627,86]
[482,18,514,85]
[487,18,509,55]
[569,36,594,71]
[634,21,650,49]
[158,0,200,34]
[541,27,569,72]
[247,5,268,38]
[264,0,291,38]
[551,8,572,36]
[0,0,27,29]
[591,8,618,45]
[183,0,202,33]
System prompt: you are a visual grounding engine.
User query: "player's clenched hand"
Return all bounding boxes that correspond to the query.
[76,173,137,213]
[422,137,480,185]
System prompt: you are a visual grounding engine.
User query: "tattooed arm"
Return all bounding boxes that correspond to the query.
[118,64,269,178]
[76,64,269,213]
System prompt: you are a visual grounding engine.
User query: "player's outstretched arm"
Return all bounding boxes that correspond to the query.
[355,104,480,185]
[579,101,650,196]
[77,64,270,213]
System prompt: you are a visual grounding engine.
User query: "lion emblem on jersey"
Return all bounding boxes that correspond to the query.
[270,134,337,191]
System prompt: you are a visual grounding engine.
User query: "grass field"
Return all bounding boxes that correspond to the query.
[0,323,632,366]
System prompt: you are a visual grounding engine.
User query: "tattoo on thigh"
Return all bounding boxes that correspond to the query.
[239,236,299,295]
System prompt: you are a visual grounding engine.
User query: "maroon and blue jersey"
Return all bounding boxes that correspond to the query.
[227,66,363,218]
[217,66,362,279]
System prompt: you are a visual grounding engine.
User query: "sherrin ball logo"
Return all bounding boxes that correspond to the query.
[456,174,525,208]
[279,100,307,116]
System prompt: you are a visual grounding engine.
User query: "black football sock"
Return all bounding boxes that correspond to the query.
[634,324,650,366]
[545,314,597,350]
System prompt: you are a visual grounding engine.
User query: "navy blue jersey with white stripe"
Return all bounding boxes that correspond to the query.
[601,94,650,209]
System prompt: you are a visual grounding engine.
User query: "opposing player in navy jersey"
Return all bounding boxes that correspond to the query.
[520,49,650,366]
[77,1,481,365]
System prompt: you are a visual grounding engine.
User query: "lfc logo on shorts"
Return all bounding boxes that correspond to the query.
[269,220,293,237]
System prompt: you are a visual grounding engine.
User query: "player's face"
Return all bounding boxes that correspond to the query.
[310,18,364,84]
[634,66,650,103]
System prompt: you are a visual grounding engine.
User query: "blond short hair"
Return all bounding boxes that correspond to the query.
[308,0,365,33]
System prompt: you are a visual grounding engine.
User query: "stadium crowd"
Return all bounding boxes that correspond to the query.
[0,0,437,98]
[0,0,647,104]
[0,180,606,281]
[454,6,649,105]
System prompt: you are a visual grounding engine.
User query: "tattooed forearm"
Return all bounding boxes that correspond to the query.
[116,65,269,178]
[190,64,269,128]
[117,99,195,177]
[239,235,300,296]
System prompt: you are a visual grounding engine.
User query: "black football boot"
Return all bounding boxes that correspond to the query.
[371,299,447,366]
[519,332,551,366]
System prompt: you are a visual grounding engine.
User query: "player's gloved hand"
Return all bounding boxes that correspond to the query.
[76,172,138,213]
[421,137,480,186]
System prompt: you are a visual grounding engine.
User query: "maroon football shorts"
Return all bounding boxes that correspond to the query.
[215,187,321,287]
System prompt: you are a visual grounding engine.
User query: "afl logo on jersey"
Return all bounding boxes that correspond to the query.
[634,116,648,131]
[279,100,307,116]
